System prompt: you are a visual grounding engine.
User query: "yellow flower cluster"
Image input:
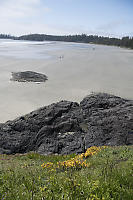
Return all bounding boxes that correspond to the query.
[41,146,106,170]
[41,162,54,169]
[57,157,89,170]
[84,146,106,158]
[56,146,106,170]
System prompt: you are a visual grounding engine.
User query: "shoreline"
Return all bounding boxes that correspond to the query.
[0,42,133,123]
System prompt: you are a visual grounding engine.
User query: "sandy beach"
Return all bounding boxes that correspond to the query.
[0,41,133,122]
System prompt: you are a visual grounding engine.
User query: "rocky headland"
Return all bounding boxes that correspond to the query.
[10,71,48,82]
[0,93,133,155]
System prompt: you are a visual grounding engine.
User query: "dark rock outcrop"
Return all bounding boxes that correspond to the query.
[0,93,133,155]
[10,71,48,82]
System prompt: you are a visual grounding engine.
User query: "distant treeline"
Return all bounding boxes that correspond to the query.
[0,33,133,49]
[0,34,16,39]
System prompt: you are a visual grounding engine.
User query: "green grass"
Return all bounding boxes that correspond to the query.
[0,146,133,200]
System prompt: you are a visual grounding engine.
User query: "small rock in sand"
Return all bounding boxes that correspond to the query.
[10,71,48,83]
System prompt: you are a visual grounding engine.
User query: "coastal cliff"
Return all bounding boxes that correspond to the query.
[0,93,133,155]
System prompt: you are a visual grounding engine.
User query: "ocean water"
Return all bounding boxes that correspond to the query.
[0,39,60,59]
[0,39,95,59]
[0,39,133,122]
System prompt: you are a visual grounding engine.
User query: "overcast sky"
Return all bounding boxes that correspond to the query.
[0,0,133,37]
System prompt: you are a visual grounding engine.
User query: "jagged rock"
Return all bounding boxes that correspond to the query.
[0,93,133,155]
[10,71,48,82]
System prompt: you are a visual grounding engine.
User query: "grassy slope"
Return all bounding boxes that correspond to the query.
[0,146,133,200]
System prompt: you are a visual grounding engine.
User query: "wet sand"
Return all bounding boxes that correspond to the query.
[0,43,133,122]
